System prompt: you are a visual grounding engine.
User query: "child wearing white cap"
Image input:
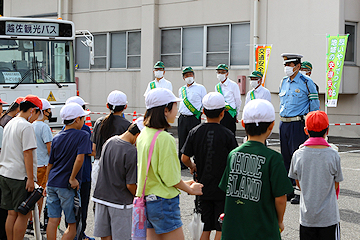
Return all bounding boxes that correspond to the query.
[136,88,203,239]
[93,121,143,239]
[46,103,92,240]
[218,99,294,240]
[181,92,238,240]
[31,98,54,228]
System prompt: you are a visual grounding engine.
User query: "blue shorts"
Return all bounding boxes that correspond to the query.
[146,195,183,234]
[46,186,78,224]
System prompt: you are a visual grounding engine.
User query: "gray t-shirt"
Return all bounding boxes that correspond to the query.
[289,146,343,227]
[93,136,137,206]
[91,115,131,159]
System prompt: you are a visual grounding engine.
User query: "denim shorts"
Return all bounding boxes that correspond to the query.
[46,186,78,224]
[146,195,183,234]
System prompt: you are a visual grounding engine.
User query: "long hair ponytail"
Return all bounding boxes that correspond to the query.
[99,104,125,141]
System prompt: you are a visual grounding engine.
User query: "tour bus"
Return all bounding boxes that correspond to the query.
[0,17,76,126]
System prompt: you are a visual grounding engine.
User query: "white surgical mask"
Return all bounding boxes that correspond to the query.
[217,74,226,82]
[154,71,164,79]
[250,80,260,89]
[184,77,194,85]
[284,66,295,77]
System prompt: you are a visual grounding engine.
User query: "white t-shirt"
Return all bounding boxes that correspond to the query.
[245,85,271,105]
[178,82,207,116]
[215,78,242,116]
[0,117,37,181]
[144,77,173,96]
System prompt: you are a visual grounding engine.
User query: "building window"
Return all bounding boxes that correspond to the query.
[75,37,90,69]
[160,23,250,68]
[76,30,141,70]
[345,22,356,64]
[91,34,107,69]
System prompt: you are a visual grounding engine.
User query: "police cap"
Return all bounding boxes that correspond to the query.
[281,53,303,64]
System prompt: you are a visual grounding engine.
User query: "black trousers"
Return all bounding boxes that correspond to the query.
[220,111,236,134]
[300,223,340,240]
[80,181,91,237]
[178,114,201,165]
[279,120,308,185]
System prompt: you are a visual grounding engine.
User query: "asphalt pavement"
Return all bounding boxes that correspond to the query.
[25,128,360,240]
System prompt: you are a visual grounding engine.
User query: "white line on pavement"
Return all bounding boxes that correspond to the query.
[342,167,360,171]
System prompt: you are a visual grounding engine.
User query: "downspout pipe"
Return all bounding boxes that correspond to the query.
[253,0,259,71]
[58,0,62,19]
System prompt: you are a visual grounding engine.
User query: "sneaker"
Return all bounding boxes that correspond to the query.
[82,234,95,240]
[290,194,300,204]
[25,221,34,235]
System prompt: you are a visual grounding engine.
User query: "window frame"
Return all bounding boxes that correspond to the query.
[90,33,109,71]
[126,30,142,70]
[344,22,357,65]
[160,23,250,70]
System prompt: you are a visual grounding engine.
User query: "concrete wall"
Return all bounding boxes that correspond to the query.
[4,0,360,137]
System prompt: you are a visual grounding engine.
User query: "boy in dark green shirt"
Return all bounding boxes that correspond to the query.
[219,99,293,240]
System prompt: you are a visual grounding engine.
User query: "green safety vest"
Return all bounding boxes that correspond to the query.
[216,83,237,118]
[181,86,201,119]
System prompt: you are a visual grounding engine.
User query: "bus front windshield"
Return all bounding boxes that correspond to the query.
[0,39,74,84]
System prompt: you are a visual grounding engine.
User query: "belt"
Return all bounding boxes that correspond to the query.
[280,116,304,122]
[180,114,195,118]
[118,204,133,209]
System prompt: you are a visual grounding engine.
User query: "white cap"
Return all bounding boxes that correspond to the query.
[145,88,181,109]
[107,90,127,106]
[242,99,275,125]
[60,102,91,121]
[40,98,54,110]
[202,92,225,110]
[134,117,145,131]
[66,96,89,106]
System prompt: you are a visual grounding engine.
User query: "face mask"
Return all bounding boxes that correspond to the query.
[27,112,32,122]
[284,66,295,77]
[217,74,226,82]
[154,71,164,79]
[250,80,260,89]
[300,70,310,76]
[184,77,194,85]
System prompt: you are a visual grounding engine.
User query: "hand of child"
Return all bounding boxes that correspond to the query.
[189,163,197,175]
[278,222,284,233]
[43,187,47,197]
[26,178,35,192]
[190,182,203,196]
[184,180,195,186]
[69,178,79,190]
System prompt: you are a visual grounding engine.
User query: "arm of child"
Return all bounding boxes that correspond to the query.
[174,179,203,195]
[24,148,35,192]
[275,195,287,233]
[295,179,301,191]
[43,163,53,196]
[69,154,85,190]
[181,154,196,174]
[46,142,52,155]
[126,184,137,196]
[88,143,96,157]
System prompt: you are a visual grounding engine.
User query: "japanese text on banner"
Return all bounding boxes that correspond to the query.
[255,45,272,86]
[326,35,348,107]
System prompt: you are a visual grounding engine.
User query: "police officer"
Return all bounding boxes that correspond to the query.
[245,71,271,105]
[178,67,207,169]
[214,64,241,134]
[279,53,320,204]
[300,61,320,93]
[144,61,173,96]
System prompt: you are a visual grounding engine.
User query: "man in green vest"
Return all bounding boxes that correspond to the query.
[300,61,319,93]
[144,61,173,96]
[178,67,206,169]
[245,71,271,105]
[215,64,241,134]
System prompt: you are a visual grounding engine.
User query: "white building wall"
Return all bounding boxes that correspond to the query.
[4,0,360,137]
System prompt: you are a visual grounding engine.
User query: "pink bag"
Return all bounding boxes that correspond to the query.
[132,130,162,240]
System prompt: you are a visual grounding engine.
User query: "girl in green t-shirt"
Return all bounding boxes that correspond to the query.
[136,88,203,240]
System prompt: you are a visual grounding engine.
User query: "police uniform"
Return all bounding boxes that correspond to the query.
[178,67,207,168]
[245,71,271,105]
[279,53,320,181]
[214,64,241,134]
[144,61,173,96]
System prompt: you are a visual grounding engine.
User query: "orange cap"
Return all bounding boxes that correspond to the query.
[305,110,329,132]
[23,95,43,110]
[0,98,7,104]
[15,97,24,104]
